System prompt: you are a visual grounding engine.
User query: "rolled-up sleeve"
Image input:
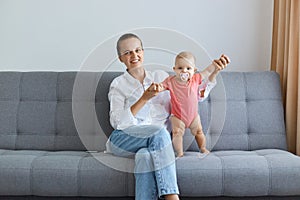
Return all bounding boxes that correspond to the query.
[198,79,217,102]
[108,81,138,130]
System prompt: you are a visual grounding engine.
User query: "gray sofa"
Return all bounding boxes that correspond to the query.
[0,71,300,200]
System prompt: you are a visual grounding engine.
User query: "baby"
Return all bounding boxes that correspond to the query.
[158,51,229,157]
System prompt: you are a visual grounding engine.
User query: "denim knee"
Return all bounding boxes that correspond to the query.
[149,127,172,149]
[135,148,154,173]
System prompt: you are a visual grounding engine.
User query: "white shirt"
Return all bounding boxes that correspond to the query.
[108,70,171,130]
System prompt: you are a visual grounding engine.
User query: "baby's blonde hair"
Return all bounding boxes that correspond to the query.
[175,51,196,67]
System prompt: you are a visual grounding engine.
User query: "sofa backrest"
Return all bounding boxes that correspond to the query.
[187,71,287,151]
[0,71,287,151]
[0,72,117,151]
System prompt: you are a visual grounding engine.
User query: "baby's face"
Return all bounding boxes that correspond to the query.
[173,57,196,82]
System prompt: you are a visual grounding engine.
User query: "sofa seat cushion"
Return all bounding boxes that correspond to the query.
[176,149,300,197]
[1,149,300,198]
[0,150,133,197]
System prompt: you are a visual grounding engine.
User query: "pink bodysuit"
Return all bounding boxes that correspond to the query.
[162,73,202,127]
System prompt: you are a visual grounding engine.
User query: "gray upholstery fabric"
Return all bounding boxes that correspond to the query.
[0,71,286,152]
[0,72,112,151]
[177,150,300,197]
[0,71,299,198]
[1,149,300,197]
[1,197,300,200]
[0,150,133,197]
[187,71,287,152]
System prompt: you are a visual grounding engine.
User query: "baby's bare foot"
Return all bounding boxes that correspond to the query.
[176,153,184,158]
[201,148,210,154]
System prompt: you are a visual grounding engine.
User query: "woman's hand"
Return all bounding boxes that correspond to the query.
[213,54,230,71]
[130,83,163,116]
[141,83,162,101]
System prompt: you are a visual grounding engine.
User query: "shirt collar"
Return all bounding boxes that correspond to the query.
[123,69,154,85]
[144,70,154,85]
[123,70,138,84]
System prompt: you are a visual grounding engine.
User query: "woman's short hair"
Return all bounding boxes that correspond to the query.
[116,33,143,56]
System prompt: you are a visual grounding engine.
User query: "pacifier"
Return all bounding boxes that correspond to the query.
[180,72,189,81]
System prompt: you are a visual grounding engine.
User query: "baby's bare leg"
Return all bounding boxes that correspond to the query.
[171,116,185,157]
[189,115,210,154]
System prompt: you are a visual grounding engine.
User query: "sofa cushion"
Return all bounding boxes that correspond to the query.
[0,150,134,197]
[176,149,300,197]
[1,149,300,197]
[0,72,112,151]
[187,71,287,151]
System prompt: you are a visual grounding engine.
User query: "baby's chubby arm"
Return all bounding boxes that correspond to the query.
[199,54,230,80]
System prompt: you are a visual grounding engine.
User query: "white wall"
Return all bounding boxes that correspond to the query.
[0,0,273,72]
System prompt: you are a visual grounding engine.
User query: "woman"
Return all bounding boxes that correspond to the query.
[106,33,180,200]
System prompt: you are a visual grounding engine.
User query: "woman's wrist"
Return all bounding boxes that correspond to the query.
[131,97,148,116]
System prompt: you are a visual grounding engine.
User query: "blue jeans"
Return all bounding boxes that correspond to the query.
[107,125,179,200]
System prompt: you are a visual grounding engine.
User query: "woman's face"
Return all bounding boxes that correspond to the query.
[118,37,144,71]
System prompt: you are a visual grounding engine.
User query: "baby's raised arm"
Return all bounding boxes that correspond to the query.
[199,54,230,80]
